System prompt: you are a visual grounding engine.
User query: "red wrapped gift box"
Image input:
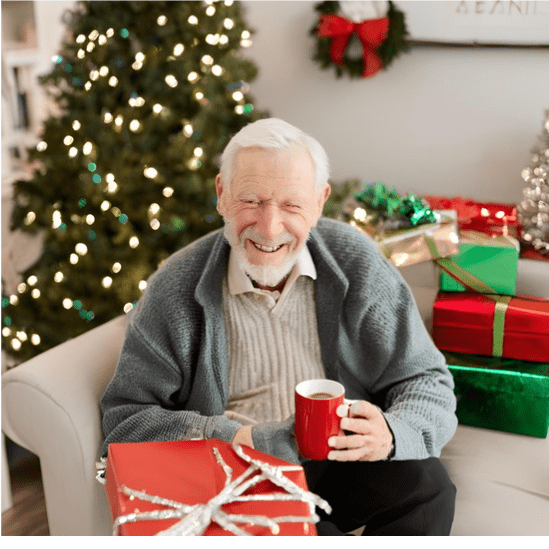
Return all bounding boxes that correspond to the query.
[105,439,323,536]
[432,291,549,363]
[423,195,518,237]
[520,245,549,262]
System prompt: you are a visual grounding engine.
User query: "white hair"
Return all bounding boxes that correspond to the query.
[219,118,330,193]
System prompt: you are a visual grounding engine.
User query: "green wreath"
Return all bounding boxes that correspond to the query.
[311,1,409,79]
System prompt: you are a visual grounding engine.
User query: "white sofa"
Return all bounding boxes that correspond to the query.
[2,257,549,536]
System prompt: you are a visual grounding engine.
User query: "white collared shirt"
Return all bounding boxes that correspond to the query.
[227,244,317,313]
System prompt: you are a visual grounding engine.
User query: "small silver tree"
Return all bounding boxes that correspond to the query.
[518,109,549,256]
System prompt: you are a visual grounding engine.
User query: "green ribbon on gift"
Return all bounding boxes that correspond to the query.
[355,182,401,216]
[355,183,438,226]
[424,235,498,294]
[434,257,499,295]
[493,296,512,357]
[399,195,439,226]
[424,235,511,357]
[436,257,511,356]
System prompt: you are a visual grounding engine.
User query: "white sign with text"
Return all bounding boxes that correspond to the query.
[395,0,549,45]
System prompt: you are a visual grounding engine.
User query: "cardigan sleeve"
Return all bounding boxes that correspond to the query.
[359,258,458,460]
[100,234,245,458]
[101,314,302,462]
[100,318,243,457]
[312,219,457,460]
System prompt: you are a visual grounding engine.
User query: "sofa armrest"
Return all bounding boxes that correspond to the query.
[2,315,127,535]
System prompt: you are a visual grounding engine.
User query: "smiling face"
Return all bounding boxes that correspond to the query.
[216,146,330,288]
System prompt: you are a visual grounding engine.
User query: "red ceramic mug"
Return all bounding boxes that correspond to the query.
[294,379,345,461]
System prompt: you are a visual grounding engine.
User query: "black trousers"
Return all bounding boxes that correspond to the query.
[303,458,456,536]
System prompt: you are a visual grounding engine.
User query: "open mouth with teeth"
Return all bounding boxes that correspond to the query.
[252,242,285,253]
[245,239,290,262]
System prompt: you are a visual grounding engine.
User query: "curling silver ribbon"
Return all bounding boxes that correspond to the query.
[95,457,107,485]
[111,444,332,536]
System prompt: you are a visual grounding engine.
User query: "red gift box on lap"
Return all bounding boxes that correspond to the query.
[432,291,549,363]
[104,439,326,536]
[423,195,518,238]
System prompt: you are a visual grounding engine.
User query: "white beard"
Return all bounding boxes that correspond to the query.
[223,219,303,288]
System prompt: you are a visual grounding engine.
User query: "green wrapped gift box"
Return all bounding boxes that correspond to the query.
[439,231,519,295]
[443,351,549,438]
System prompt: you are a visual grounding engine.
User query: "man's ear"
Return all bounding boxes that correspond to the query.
[215,175,224,215]
[321,183,331,206]
[317,183,331,219]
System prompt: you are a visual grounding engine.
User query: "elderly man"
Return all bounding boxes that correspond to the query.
[101,118,457,535]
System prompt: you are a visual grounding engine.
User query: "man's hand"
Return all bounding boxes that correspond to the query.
[232,425,254,448]
[327,401,393,462]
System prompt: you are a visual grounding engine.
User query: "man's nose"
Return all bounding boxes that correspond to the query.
[256,204,284,240]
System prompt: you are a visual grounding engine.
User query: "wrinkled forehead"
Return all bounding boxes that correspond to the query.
[233,146,316,184]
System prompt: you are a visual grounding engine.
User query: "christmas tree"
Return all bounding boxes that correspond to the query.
[518,109,549,256]
[2,0,265,364]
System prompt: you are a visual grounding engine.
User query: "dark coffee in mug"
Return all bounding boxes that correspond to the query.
[308,392,334,399]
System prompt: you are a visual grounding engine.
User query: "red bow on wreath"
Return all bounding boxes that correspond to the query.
[317,14,389,78]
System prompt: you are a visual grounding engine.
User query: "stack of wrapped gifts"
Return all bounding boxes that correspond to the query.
[342,185,548,437]
[425,195,549,438]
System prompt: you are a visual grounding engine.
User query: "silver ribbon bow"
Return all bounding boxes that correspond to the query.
[105,444,331,536]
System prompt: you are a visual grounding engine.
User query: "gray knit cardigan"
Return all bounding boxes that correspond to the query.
[101,217,457,463]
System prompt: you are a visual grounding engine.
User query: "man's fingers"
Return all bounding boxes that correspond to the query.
[337,400,380,420]
[327,437,376,462]
[328,448,373,462]
[328,433,372,450]
[348,400,379,419]
[340,416,372,434]
[328,400,392,462]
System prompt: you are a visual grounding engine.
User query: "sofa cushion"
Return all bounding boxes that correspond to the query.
[442,425,549,535]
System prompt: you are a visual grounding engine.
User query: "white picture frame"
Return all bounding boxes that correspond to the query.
[394,0,549,46]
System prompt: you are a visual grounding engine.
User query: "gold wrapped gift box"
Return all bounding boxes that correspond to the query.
[349,208,459,268]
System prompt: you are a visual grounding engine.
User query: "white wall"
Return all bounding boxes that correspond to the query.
[12,0,549,206]
[32,1,75,117]
[242,1,549,204]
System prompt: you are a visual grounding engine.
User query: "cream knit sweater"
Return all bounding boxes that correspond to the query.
[223,276,325,426]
